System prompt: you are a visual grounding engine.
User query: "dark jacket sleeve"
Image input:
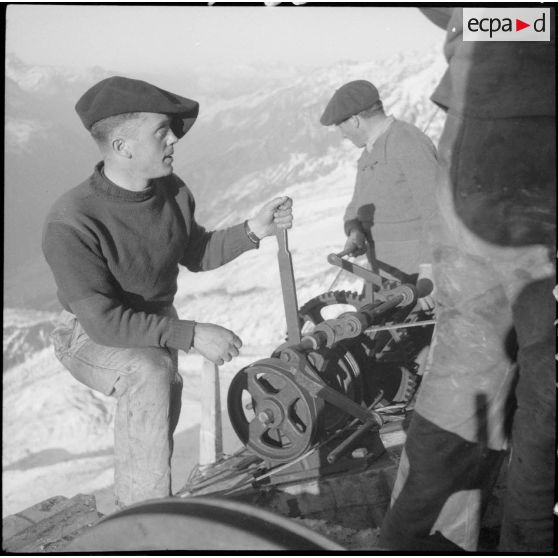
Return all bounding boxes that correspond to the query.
[43,221,195,351]
[179,189,257,272]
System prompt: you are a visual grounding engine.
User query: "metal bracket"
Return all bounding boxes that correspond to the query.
[278,347,383,428]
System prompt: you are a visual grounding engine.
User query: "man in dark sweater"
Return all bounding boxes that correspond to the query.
[42,76,293,508]
[320,80,439,309]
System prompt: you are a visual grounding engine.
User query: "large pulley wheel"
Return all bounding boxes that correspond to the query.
[227,358,319,463]
[67,497,343,551]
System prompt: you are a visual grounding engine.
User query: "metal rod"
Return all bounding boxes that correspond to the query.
[364,319,437,334]
[327,253,383,290]
[326,420,377,464]
[324,388,385,465]
[369,389,385,410]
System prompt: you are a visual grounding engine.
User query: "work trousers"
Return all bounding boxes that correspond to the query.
[51,308,183,508]
[379,112,556,552]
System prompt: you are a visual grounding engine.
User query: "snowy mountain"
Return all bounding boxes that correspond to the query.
[4,50,445,309]
[176,50,446,227]
[2,309,57,370]
[3,49,447,517]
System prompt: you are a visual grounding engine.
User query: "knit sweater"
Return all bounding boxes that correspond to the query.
[344,119,438,265]
[42,163,257,352]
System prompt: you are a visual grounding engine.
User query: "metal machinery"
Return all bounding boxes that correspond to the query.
[69,231,435,552]
[226,229,435,481]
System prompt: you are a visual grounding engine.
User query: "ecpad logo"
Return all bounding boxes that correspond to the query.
[463,8,550,42]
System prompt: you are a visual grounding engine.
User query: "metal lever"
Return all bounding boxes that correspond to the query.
[327,252,383,290]
[326,420,377,464]
[276,228,301,344]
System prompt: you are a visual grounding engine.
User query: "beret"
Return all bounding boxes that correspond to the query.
[320,80,381,126]
[75,76,199,138]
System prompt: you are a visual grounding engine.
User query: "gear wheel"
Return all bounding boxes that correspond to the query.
[298,290,368,333]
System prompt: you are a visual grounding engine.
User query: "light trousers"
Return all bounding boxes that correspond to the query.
[51,308,183,508]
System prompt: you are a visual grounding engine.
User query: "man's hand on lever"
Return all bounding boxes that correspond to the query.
[247,196,293,239]
[344,228,368,257]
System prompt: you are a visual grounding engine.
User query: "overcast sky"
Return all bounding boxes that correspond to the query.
[6,4,445,74]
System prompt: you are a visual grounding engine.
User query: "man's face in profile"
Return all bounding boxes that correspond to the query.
[336,116,366,148]
[126,113,179,180]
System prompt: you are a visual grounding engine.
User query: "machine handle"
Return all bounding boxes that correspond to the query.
[334,248,355,259]
[326,252,384,290]
[415,278,434,299]
[276,228,302,344]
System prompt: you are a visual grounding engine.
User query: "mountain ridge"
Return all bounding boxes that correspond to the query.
[5,49,445,310]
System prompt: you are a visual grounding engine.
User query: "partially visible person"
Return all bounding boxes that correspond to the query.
[43,76,293,509]
[320,80,438,309]
[379,7,556,552]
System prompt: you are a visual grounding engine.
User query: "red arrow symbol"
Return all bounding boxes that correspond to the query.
[516,18,530,31]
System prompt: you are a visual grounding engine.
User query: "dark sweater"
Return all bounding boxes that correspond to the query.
[42,163,257,352]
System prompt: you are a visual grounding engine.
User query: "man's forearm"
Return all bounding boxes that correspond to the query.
[182,222,258,272]
[70,294,196,351]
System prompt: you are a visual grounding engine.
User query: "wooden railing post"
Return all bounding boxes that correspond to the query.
[199,359,223,465]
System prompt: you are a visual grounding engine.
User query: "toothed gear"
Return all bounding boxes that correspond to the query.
[299,290,368,330]
[391,366,419,403]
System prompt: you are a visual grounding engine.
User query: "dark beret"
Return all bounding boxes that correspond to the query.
[75,76,199,138]
[320,80,381,126]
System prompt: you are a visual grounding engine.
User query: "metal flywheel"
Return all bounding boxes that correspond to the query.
[227,358,320,464]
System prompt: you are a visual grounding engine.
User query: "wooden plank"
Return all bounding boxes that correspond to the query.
[2,494,100,553]
[199,359,223,465]
[3,495,69,540]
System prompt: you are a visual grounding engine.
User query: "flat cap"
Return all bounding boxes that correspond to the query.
[320,80,380,126]
[75,76,199,138]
